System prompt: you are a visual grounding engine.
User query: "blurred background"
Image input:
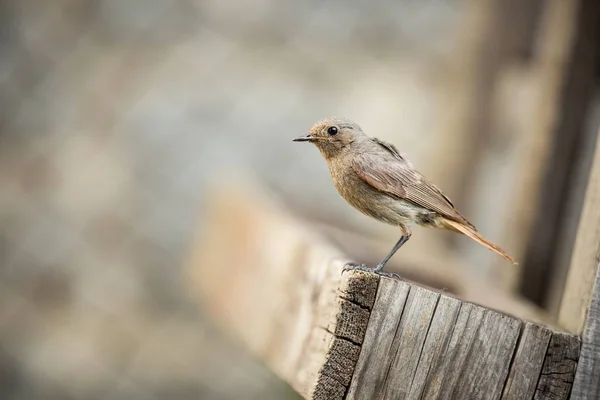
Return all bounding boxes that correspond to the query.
[0,0,599,399]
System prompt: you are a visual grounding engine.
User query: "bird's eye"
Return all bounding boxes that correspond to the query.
[327,126,338,136]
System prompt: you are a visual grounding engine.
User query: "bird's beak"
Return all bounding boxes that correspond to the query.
[293,134,315,142]
[294,134,329,142]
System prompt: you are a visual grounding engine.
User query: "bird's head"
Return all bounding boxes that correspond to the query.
[293,117,365,158]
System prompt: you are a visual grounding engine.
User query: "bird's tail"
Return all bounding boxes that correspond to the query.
[442,218,517,264]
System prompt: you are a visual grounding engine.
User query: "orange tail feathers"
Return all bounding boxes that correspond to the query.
[442,219,517,264]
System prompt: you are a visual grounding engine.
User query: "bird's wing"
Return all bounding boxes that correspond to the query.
[371,137,403,159]
[352,138,471,225]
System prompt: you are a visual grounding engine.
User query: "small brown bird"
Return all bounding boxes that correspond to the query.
[293,117,516,275]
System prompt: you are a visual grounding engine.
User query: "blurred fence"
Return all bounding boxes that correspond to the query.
[0,0,597,399]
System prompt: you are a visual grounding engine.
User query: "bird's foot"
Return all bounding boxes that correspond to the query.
[343,263,402,280]
[343,263,374,273]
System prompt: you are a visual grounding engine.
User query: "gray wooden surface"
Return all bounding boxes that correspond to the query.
[313,272,380,400]
[571,268,600,400]
[535,333,580,400]
[383,286,439,399]
[344,278,410,399]
[408,295,462,400]
[192,183,582,400]
[502,323,552,399]
[318,274,580,400]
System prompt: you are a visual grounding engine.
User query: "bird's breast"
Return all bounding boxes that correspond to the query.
[328,163,429,227]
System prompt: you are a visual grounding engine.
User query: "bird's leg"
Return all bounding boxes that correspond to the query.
[374,231,412,273]
[343,261,402,279]
[343,230,411,279]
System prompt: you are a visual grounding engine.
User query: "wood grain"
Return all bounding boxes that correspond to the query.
[535,332,580,400]
[345,278,410,400]
[313,271,380,400]
[347,286,528,400]
[407,295,462,400]
[383,286,440,399]
[571,267,600,400]
[437,305,521,400]
[502,323,552,399]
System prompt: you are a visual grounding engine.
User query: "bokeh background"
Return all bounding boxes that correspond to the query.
[0,1,599,399]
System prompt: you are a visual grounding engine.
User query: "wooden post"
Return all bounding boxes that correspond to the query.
[187,180,580,400]
[560,124,600,399]
[519,0,600,310]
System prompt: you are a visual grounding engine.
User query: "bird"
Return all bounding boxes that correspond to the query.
[293,117,516,276]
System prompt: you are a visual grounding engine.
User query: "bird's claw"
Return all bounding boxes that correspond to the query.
[343,263,402,280]
[374,270,402,279]
[343,263,374,273]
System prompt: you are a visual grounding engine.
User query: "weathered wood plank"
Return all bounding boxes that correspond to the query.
[338,269,380,310]
[349,288,524,400]
[311,334,360,400]
[407,295,462,400]
[345,278,410,399]
[326,297,372,346]
[188,181,582,400]
[571,266,600,400]
[448,308,521,399]
[572,268,600,400]
[502,323,552,400]
[313,270,380,400]
[535,332,580,400]
[419,302,486,399]
[383,286,440,399]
